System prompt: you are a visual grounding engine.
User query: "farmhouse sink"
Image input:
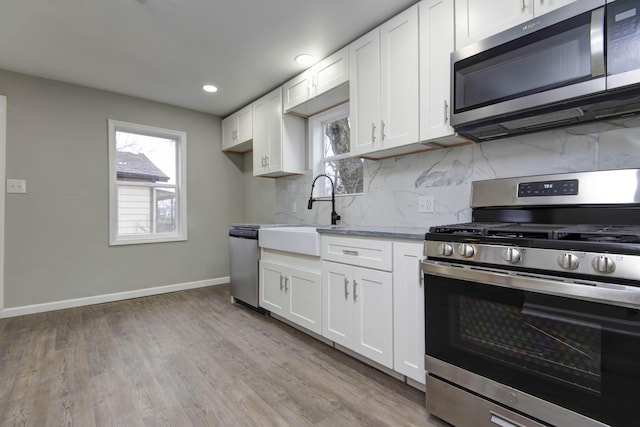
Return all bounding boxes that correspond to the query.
[259,226,320,256]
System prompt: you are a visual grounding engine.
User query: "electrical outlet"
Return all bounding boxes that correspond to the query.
[418,195,434,213]
[7,179,27,194]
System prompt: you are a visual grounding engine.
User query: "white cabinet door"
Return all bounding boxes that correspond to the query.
[252,95,269,175]
[393,241,426,384]
[313,47,349,98]
[265,89,282,174]
[379,5,420,150]
[350,28,381,155]
[322,261,354,348]
[221,114,236,151]
[283,71,312,113]
[455,0,533,49]
[236,104,253,144]
[260,260,287,314]
[419,0,456,143]
[353,267,393,368]
[287,267,322,335]
[252,88,305,177]
[221,104,253,152]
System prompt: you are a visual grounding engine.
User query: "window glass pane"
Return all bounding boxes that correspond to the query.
[323,117,350,157]
[117,184,151,235]
[156,187,176,233]
[324,158,364,195]
[116,131,176,184]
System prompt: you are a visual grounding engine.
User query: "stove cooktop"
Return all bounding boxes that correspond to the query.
[429,222,640,243]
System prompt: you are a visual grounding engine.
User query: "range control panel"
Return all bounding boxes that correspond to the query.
[518,179,579,197]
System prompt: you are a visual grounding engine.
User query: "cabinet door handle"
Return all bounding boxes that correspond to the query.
[522,0,526,11]
[353,280,358,301]
[371,122,376,143]
[344,278,350,299]
[284,276,289,292]
[279,275,284,291]
[265,156,269,166]
[342,249,359,256]
[381,120,386,142]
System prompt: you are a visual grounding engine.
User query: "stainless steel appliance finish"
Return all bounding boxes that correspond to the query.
[422,169,640,427]
[450,0,640,141]
[229,227,260,308]
[470,169,640,207]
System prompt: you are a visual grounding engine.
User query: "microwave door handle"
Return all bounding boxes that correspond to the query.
[590,7,605,78]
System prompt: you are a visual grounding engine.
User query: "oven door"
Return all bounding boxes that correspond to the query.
[423,260,640,427]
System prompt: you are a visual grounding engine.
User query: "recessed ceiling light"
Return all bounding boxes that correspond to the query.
[202,84,218,93]
[295,54,314,66]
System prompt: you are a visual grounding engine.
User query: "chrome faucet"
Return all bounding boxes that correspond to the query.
[307,174,341,225]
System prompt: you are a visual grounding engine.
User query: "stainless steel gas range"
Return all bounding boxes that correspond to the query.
[421,169,640,427]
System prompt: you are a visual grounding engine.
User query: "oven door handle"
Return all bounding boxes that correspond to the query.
[422,260,640,309]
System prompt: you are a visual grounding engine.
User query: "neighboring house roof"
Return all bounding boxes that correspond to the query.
[116,151,170,182]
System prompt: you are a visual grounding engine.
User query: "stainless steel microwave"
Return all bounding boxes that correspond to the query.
[451,0,640,141]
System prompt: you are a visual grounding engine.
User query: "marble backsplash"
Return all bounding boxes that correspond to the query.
[275,116,640,228]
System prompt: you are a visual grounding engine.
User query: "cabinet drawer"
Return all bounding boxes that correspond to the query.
[322,235,392,271]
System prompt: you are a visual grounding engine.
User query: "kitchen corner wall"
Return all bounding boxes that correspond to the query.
[275,116,640,228]
[0,69,244,309]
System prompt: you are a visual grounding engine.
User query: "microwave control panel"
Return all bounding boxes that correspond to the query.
[608,0,640,74]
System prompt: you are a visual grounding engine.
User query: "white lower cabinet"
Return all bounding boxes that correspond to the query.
[260,255,322,335]
[393,241,426,384]
[321,235,394,369]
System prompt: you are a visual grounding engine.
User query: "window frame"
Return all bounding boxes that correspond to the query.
[108,119,187,246]
[309,103,363,198]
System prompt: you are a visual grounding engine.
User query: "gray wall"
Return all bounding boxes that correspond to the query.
[242,151,276,224]
[0,69,244,308]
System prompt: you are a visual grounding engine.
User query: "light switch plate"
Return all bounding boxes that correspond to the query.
[7,179,27,194]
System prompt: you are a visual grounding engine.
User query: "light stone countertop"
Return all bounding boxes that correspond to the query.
[230,223,429,240]
[316,225,428,241]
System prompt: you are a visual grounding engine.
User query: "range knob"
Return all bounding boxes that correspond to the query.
[436,242,454,256]
[592,255,616,273]
[457,243,475,258]
[501,247,522,263]
[558,253,580,270]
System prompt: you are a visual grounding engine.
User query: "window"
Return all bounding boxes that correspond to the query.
[310,104,363,197]
[108,120,187,245]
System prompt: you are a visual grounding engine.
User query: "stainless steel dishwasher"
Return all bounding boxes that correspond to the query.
[228,227,262,310]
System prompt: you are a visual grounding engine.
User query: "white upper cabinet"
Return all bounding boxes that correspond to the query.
[221,104,253,152]
[455,0,576,50]
[282,47,349,117]
[419,0,470,147]
[253,87,305,177]
[350,5,420,158]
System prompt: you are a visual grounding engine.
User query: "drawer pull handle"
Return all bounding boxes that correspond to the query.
[343,249,359,256]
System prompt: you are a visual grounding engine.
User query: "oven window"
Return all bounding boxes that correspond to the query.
[454,296,601,393]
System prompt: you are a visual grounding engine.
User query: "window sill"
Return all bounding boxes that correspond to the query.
[109,234,187,246]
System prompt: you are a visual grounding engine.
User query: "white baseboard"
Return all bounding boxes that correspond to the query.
[0,276,229,319]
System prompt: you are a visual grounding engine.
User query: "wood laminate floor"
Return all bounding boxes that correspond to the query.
[0,285,448,426]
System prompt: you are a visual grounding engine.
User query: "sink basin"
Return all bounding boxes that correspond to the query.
[259,226,320,256]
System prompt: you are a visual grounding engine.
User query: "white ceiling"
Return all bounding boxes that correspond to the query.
[0,0,418,117]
